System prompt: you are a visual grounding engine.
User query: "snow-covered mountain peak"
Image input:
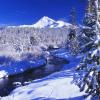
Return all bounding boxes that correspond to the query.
[7,16,72,29]
[40,16,55,23]
[33,16,71,28]
[33,16,56,28]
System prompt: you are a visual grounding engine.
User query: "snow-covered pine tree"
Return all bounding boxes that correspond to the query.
[78,0,97,53]
[73,0,100,98]
[67,8,79,56]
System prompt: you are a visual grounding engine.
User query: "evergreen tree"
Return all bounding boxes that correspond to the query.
[67,8,79,56]
[78,0,96,53]
[73,0,100,98]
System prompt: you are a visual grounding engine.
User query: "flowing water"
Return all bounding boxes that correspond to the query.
[0,65,49,97]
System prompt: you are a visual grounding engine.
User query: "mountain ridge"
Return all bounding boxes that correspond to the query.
[7,16,71,28]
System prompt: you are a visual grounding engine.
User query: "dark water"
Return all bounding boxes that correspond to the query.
[0,66,46,97]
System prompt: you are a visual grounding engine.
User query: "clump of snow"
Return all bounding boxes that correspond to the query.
[13,82,22,87]
[0,70,8,79]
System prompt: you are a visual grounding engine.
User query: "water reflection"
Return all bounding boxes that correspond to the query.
[0,78,9,89]
[0,78,12,96]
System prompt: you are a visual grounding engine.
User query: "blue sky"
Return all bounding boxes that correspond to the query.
[0,0,87,25]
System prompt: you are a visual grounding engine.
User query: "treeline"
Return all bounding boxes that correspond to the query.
[0,27,70,58]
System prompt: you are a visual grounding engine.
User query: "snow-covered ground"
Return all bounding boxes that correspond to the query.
[1,69,91,100]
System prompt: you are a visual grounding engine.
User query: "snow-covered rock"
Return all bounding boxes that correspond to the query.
[13,82,22,87]
[0,70,8,79]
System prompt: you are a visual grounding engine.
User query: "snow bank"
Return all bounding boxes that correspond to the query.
[1,69,89,100]
[0,59,46,79]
